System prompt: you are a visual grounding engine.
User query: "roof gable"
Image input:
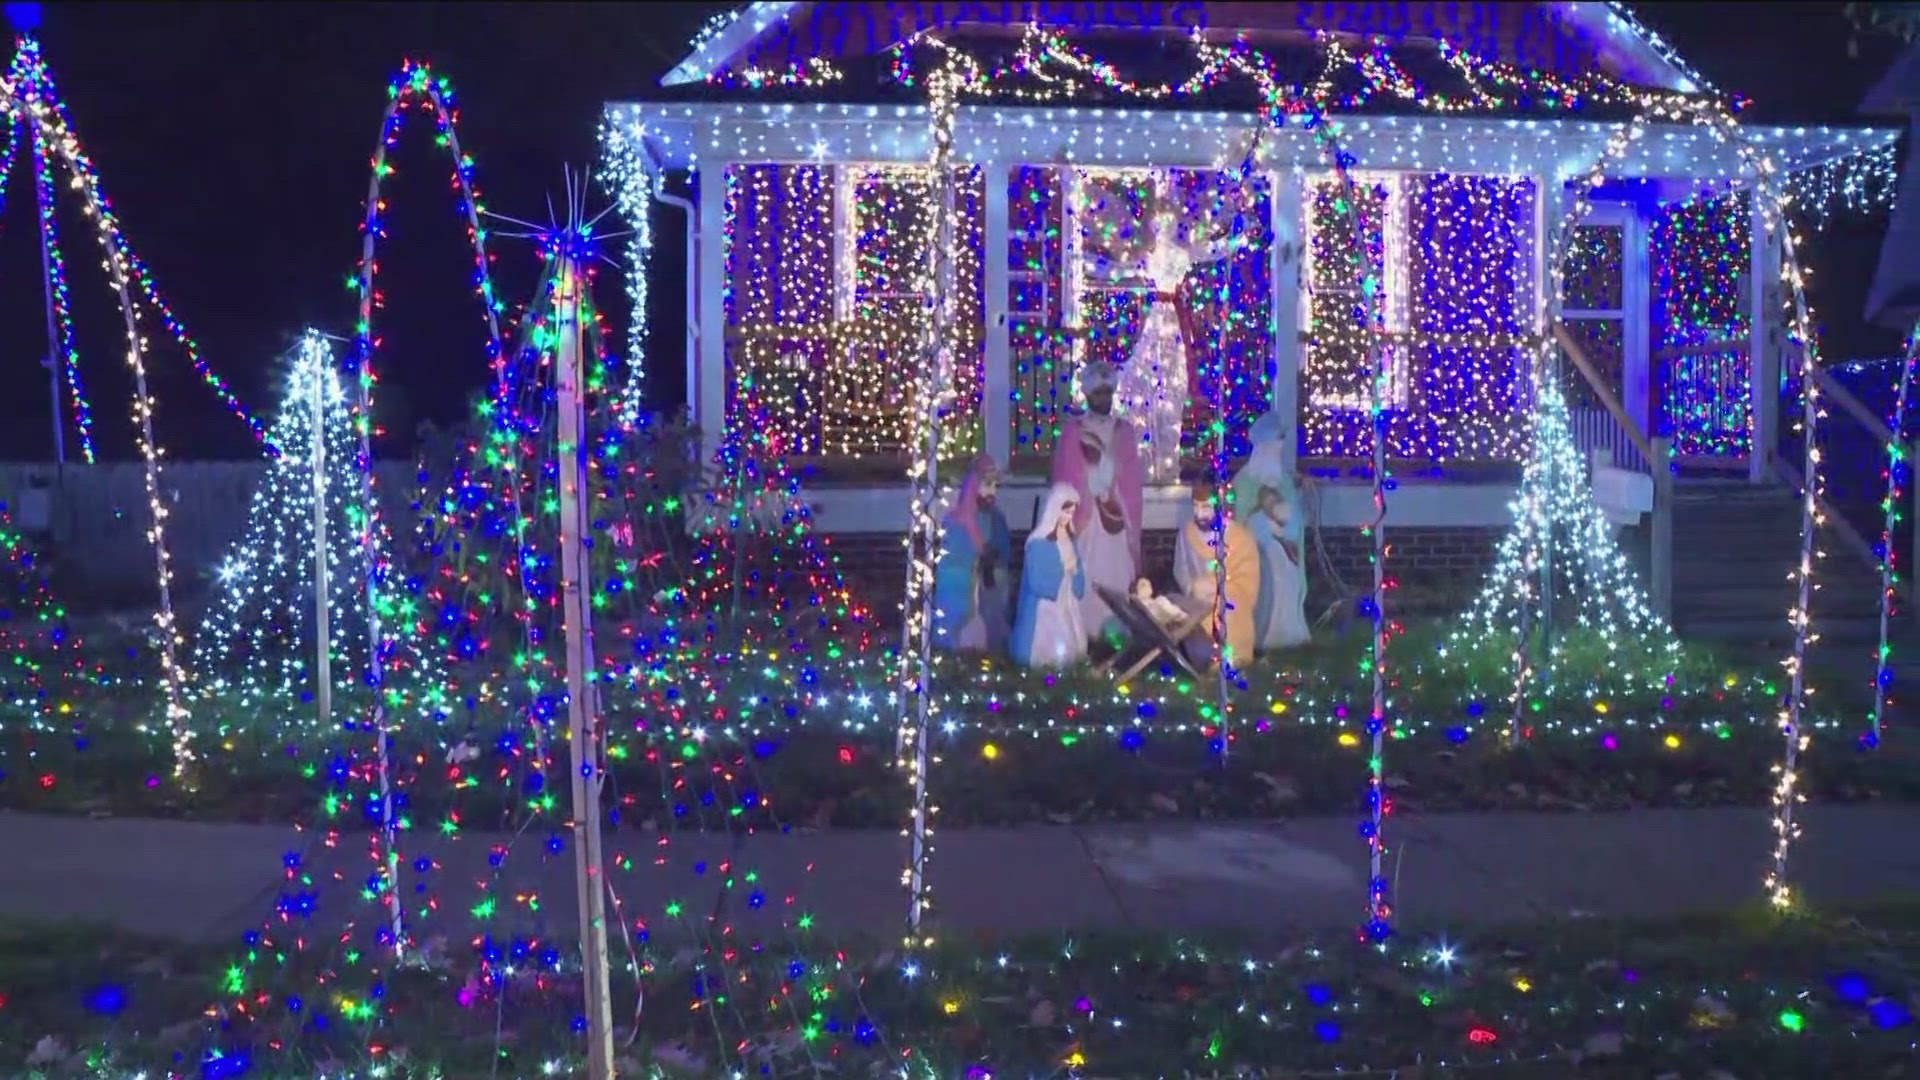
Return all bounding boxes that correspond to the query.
[664,2,1709,94]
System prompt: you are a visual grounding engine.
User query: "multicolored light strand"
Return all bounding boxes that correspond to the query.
[5,34,276,455]
[4,45,94,463]
[1,39,196,782]
[1869,326,1917,746]
[349,58,511,956]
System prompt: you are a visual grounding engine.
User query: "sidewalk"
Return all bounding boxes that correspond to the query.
[5,806,1918,944]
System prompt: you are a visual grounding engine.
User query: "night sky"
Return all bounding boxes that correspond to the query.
[0,2,1904,462]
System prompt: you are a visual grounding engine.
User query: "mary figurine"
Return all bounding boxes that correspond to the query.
[1011,482,1089,669]
[1233,410,1311,650]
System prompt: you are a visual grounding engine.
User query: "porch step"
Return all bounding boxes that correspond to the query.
[1676,582,1893,618]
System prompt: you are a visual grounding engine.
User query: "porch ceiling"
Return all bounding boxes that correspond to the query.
[607,100,1896,182]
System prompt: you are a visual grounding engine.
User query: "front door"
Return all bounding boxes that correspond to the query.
[1559,201,1650,469]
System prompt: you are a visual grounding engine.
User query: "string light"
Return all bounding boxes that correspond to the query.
[188,334,450,738]
[6,45,94,462]
[897,60,964,943]
[1651,192,1752,457]
[5,35,277,455]
[1784,140,1898,230]
[595,119,654,428]
[0,498,89,765]
[1869,326,1917,747]
[351,58,513,956]
[1,39,197,782]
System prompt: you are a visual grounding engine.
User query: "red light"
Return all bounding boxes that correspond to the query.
[837,745,854,765]
[1468,1026,1498,1045]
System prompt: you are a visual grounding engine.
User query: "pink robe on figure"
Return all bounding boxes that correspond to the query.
[1050,410,1146,638]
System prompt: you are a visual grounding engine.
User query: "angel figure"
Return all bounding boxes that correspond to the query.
[1082,171,1254,483]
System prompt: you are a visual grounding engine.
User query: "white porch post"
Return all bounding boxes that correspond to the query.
[1749,193,1780,483]
[1623,204,1652,437]
[1062,167,1084,347]
[1267,171,1305,476]
[982,162,1012,466]
[1533,174,1556,417]
[697,164,728,466]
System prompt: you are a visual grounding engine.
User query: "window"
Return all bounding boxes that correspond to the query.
[1303,172,1411,411]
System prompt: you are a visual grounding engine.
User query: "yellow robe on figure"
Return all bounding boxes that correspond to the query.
[1175,516,1260,667]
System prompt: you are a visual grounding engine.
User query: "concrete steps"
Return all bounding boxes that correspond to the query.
[1668,481,1915,709]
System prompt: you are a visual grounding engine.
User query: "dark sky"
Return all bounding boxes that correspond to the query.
[0,2,1904,461]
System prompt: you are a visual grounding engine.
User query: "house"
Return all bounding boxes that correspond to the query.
[602,2,1898,610]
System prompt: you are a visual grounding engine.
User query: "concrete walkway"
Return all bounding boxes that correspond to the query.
[5,807,1919,944]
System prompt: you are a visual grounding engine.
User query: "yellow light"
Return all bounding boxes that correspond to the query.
[1663,733,1681,750]
[942,999,961,1015]
[981,742,999,761]
[1513,976,1532,993]
[1594,701,1608,714]
[1337,731,1360,748]
[1269,700,1288,715]
[1064,1051,1086,1067]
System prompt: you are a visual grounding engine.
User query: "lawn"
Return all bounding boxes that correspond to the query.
[5,620,1912,829]
[4,900,1916,1077]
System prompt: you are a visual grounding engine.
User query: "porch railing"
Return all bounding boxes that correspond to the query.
[1567,404,1654,474]
[1784,359,1916,622]
[1553,324,1674,619]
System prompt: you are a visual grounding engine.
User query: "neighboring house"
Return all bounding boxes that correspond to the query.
[603,1,1897,605]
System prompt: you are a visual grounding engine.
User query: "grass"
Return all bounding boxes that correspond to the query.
[4,618,1914,829]
[3,899,1917,1077]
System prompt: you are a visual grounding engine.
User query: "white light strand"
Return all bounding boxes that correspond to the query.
[598,120,656,429]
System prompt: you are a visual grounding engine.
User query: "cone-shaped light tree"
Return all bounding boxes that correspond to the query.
[1445,368,1680,717]
[190,332,448,735]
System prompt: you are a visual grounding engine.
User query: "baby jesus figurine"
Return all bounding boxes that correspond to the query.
[1132,577,1192,630]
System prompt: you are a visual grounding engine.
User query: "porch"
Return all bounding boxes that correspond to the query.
[607,100,1893,537]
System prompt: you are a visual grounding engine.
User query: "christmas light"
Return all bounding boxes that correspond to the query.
[1651,193,1752,458]
[1869,326,1916,746]
[0,498,88,760]
[4,35,276,454]
[1448,371,1681,713]
[594,12,1872,936]
[595,120,654,428]
[1,37,198,782]
[4,45,93,462]
[188,333,449,738]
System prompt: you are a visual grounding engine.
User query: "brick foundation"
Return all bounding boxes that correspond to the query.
[823,524,1505,626]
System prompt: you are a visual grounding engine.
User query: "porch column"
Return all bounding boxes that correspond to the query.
[1624,204,1652,437]
[1748,194,1780,484]
[697,163,728,466]
[1528,174,1559,338]
[982,162,1012,466]
[1533,174,1557,415]
[1268,171,1305,476]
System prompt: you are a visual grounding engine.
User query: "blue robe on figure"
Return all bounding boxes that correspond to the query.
[934,455,1013,653]
[1012,483,1090,668]
[1235,410,1311,650]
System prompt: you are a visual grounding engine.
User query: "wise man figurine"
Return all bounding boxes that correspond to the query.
[1050,358,1145,642]
[933,453,1013,654]
[1174,476,1260,671]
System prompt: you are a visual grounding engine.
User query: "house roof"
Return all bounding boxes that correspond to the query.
[608,98,1898,183]
[662,2,1712,94]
